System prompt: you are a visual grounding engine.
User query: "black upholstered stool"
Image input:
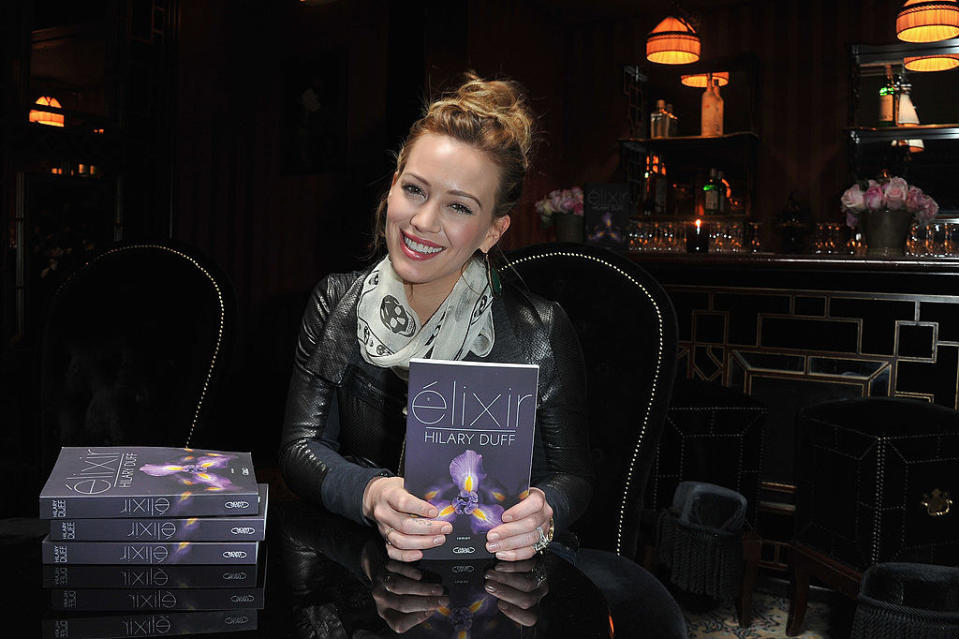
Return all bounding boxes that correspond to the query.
[788,398,959,636]
[851,562,959,639]
[645,379,767,625]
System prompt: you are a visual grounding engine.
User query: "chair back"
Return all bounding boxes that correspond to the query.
[40,241,235,472]
[503,243,677,558]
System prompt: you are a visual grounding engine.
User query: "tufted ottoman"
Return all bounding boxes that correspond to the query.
[787,397,959,635]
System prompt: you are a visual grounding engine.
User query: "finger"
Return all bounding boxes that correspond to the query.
[386,543,423,563]
[388,489,439,519]
[485,569,540,593]
[500,490,546,523]
[379,574,445,597]
[386,528,447,550]
[395,514,453,536]
[488,526,544,554]
[385,560,424,581]
[484,579,540,610]
[492,558,539,573]
[497,600,539,627]
[381,608,441,634]
[492,545,538,562]
[375,591,450,614]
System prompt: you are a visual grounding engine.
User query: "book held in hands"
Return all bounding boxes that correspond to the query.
[403,358,539,560]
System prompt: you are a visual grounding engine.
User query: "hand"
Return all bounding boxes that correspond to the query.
[484,487,553,561]
[484,557,548,627]
[371,560,449,633]
[363,476,453,562]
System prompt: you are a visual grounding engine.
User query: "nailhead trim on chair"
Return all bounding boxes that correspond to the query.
[89,244,227,448]
[505,250,666,555]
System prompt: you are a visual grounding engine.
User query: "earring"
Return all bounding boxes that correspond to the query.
[485,251,502,297]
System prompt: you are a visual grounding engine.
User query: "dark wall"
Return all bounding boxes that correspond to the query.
[563,0,894,227]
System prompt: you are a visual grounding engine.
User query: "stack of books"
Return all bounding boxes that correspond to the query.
[38,447,267,638]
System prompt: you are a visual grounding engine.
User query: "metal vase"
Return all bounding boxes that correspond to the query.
[862,209,913,257]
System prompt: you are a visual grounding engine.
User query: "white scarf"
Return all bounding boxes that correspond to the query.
[356,256,495,371]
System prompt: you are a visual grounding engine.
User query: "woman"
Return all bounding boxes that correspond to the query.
[280,73,593,563]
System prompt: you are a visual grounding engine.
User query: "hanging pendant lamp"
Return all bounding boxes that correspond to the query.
[28,96,65,127]
[680,71,729,87]
[646,16,701,65]
[896,0,959,43]
[903,53,959,71]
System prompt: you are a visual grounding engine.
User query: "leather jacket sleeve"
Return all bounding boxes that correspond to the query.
[279,275,392,526]
[526,299,594,535]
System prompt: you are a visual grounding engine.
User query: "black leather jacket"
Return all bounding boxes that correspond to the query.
[279,268,593,532]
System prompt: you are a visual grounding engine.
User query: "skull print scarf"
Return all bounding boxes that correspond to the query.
[356,255,495,372]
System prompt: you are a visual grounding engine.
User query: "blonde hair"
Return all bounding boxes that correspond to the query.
[371,72,535,252]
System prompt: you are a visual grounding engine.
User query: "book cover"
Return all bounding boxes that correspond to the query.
[403,358,539,560]
[41,538,259,565]
[406,560,521,639]
[584,182,631,252]
[41,610,257,639]
[42,562,258,589]
[48,586,265,611]
[40,447,259,519]
[48,484,268,541]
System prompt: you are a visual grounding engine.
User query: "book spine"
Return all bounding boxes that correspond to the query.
[49,588,264,611]
[48,516,265,541]
[41,610,257,639]
[40,491,259,519]
[42,564,258,589]
[42,540,259,565]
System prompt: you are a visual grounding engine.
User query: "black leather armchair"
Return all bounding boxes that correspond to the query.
[504,242,678,556]
[40,241,236,473]
[504,243,686,638]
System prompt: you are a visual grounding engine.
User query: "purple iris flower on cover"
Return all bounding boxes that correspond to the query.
[425,450,505,533]
[139,451,237,491]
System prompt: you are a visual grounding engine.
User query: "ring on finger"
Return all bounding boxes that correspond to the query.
[384,527,394,546]
[532,526,549,553]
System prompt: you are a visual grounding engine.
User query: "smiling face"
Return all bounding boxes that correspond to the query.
[386,133,510,306]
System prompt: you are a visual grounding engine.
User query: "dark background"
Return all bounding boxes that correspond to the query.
[0,0,927,516]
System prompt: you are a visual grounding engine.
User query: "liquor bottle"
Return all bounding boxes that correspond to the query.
[665,103,679,137]
[650,99,668,138]
[703,168,721,215]
[878,65,896,128]
[716,170,728,214]
[701,77,724,137]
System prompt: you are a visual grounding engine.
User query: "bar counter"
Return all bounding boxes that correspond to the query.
[628,250,959,482]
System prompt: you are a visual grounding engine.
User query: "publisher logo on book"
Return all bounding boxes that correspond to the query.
[225,501,250,509]
[452,546,476,555]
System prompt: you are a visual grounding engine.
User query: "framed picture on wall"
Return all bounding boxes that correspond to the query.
[281,49,349,174]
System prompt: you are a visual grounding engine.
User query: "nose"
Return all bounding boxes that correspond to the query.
[410,199,441,234]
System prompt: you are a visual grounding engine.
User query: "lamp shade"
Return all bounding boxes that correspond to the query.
[896,0,959,43]
[28,96,65,127]
[904,53,959,70]
[646,16,701,65]
[681,71,730,87]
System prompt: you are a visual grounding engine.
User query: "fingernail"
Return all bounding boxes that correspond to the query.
[433,536,445,544]
[502,514,513,522]
[441,525,453,534]
[485,582,497,593]
[496,551,510,560]
[486,542,499,552]
[488,532,499,541]
[428,509,438,518]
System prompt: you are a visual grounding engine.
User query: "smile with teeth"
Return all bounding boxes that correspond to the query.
[403,234,444,255]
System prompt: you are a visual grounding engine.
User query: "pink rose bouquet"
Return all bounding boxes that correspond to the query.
[535,187,584,227]
[842,176,938,228]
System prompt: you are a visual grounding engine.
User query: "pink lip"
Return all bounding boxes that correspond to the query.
[399,231,445,261]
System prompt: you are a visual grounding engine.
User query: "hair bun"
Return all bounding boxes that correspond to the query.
[426,72,535,171]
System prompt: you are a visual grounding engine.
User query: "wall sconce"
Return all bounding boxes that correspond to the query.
[646,16,701,65]
[896,0,959,43]
[680,71,729,87]
[28,96,65,127]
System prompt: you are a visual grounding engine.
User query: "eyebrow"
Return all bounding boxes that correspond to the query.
[406,172,484,210]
